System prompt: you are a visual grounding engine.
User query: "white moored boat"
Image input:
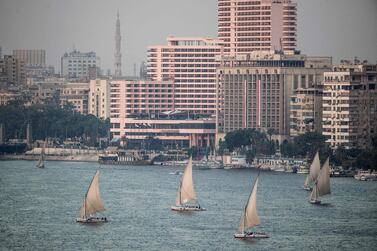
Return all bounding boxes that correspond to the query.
[234,173,268,239]
[76,171,108,223]
[303,152,320,191]
[36,141,46,168]
[309,158,331,204]
[171,157,206,211]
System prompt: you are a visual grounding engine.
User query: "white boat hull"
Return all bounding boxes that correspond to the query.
[303,187,312,191]
[171,205,206,211]
[76,217,108,223]
[234,232,269,239]
[309,199,321,204]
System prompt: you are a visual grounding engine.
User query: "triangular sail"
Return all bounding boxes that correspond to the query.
[304,176,310,189]
[79,171,105,218]
[239,176,260,233]
[308,152,320,183]
[310,183,319,201]
[175,158,197,205]
[317,158,331,196]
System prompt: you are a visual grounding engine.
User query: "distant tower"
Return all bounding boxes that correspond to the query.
[114,10,122,77]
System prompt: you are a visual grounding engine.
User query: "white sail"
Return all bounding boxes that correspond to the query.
[308,152,320,183]
[36,142,45,167]
[309,184,319,201]
[79,171,105,218]
[304,175,310,189]
[176,158,197,205]
[239,176,260,232]
[317,158,331,196]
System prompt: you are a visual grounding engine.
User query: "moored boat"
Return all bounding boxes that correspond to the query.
[354,170,377,181]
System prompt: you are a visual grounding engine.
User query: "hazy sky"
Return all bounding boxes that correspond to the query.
[0,0,376,75]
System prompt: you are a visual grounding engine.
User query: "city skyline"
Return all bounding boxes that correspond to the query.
[0,0,376,76]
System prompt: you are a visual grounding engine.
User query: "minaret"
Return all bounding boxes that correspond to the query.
[114,10,122,77]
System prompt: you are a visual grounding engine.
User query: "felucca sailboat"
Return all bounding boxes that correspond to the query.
[303,152,320,191]
[309,158,331,204]
[234,173,268,239]
[76,171,108,223]
[171,157,206,211]
[36,142,46,168]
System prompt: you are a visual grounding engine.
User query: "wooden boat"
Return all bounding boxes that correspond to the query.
[76,171,108,223]
[171,157,205,211]
[309,158,331,204]
[234,173,268,239]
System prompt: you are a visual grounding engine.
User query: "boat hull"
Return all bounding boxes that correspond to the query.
[76,217,108,223]
[309,200,321,204]
[36,164,44,168]
[234,232,269,239]
[171,205,206,211]
[303,187,312,191]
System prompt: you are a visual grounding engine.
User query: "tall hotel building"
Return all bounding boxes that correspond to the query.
[218,0,297,55]
[216,52,331,141]
[322,62,377,149]
[147,37,223,115]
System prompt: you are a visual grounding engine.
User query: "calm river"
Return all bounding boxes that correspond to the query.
[0,161,376,250]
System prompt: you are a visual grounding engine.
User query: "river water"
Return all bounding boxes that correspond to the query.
[0,161,376,250]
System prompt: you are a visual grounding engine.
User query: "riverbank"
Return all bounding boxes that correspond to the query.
[0,154,98,162]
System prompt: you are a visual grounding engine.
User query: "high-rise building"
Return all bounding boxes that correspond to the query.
[61,50,100,80]
[218,0,297,55]
[0,55,26,85]
[89,79,110,119]
[322,61,377,149]
[147,37,223,115]
[109,80,216,146]
[60,82,90,115]
[216,51,331,142]
[12,49,46,67]
[290,87,323,136]
[114,11,122,77]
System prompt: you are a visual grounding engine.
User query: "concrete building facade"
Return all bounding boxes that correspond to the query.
[322,62,377,149]
[216,52,331,142]
[0,55,26,85]
[60,82,89,115]
[218,0,297,55]
[61,50,100,80]
[147,37,223,115]
[290,87,322,136]
[89,79,110,119]
[13,49,46,67]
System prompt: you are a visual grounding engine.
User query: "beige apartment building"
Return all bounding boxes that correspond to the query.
[89,79,110,119]
[218,0,297,55]
[322,62,377,149]
[13,49,46,67]
[147,37,223,115]
[0,55,26,85]
[290,87,322,136]
[216,51,331,142]
[60,82,89,114]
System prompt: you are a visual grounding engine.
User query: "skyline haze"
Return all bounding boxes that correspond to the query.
[0,0,376,75]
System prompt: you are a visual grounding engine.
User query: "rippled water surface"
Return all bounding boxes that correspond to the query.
[0,161,377,250]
